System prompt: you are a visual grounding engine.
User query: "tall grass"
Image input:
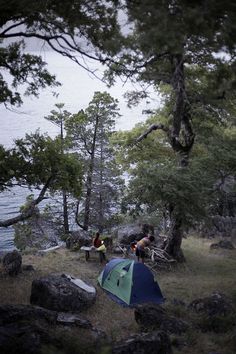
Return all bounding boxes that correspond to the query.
[158,236,236,302]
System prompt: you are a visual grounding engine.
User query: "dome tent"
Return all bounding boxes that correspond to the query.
[98,258,164,306]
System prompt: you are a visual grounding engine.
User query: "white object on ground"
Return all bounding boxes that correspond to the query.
[65,274,96,294]
[80,246,94,251]
[37,243,65,254]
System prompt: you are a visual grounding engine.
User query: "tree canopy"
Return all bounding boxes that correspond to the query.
[0,132,82,227]
[105,0,236,260]
[0,0,121,106]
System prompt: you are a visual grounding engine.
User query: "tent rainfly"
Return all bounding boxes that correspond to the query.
[98,258,164,306]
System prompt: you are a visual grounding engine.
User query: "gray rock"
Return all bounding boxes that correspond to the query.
[66,230,91,249]
[210,240,234,250]
[0,304,57,325]
[30,274,96,312]
[117,224,143,245]
[22,264,35,271]
[189,292,235,333]
[0,304,58,354]
[135,304,188,335]
[56,312,91,328]
[2,250,22,276]
[0,322,44,354]
[0,304,102,354]
[112,331,172,354]
[112,246,127,254]
[189,292,234,317]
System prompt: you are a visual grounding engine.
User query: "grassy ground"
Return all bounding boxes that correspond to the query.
[0,235,235,353]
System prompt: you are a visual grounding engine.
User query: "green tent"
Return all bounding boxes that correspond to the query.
[98,258,164,306]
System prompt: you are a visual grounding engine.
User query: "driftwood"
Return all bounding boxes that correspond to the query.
[145,246,176,271]
[117,244,176,270]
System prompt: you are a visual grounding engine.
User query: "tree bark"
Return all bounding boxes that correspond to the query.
[164,211,185,262]
[163,54,194,261]
[63,191,69,234]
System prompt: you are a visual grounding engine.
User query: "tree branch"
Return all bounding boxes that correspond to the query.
[0,176,53,228]
[0,20,27,35]
[136,123,169,143]
[0,30,110,65]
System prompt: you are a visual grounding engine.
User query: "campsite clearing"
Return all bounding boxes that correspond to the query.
[0,235,235,354]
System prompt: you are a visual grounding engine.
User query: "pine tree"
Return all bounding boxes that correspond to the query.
[66,91,122,231]
[45,103,72,234]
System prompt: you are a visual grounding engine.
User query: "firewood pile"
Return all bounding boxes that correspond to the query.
[145,246,176,270]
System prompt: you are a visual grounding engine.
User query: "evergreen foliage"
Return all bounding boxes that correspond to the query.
[66,91,124,231]
[106,0,236,260]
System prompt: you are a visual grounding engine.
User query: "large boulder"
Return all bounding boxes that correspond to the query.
[2,250,22,276]
[134,304,188,335]
[210,239,235,250]
[30,274,96,312]
[0,304,105,354]
[189,292,236,333]
[112,331,172,354]
[116,224,143,245]
[66,230,91,250]
[189,292,234,317]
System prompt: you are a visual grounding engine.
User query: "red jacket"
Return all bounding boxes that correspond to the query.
[93,238,102,248]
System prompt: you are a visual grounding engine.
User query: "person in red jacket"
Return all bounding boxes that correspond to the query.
[93,232,107,263]
[135,235,155,263]
[93,232,102,248]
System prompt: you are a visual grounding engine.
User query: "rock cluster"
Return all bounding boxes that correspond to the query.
[0,304,103,354]
[112,331,173,354]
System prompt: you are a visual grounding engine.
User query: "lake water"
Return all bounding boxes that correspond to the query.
[0,51,159,251]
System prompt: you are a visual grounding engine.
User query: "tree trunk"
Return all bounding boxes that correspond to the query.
[83,171,93,231]
[83,115,99,231]
[164,54,195,261]
[98,136,104,233]
[63,191,69,234]
[164,212,185,262]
